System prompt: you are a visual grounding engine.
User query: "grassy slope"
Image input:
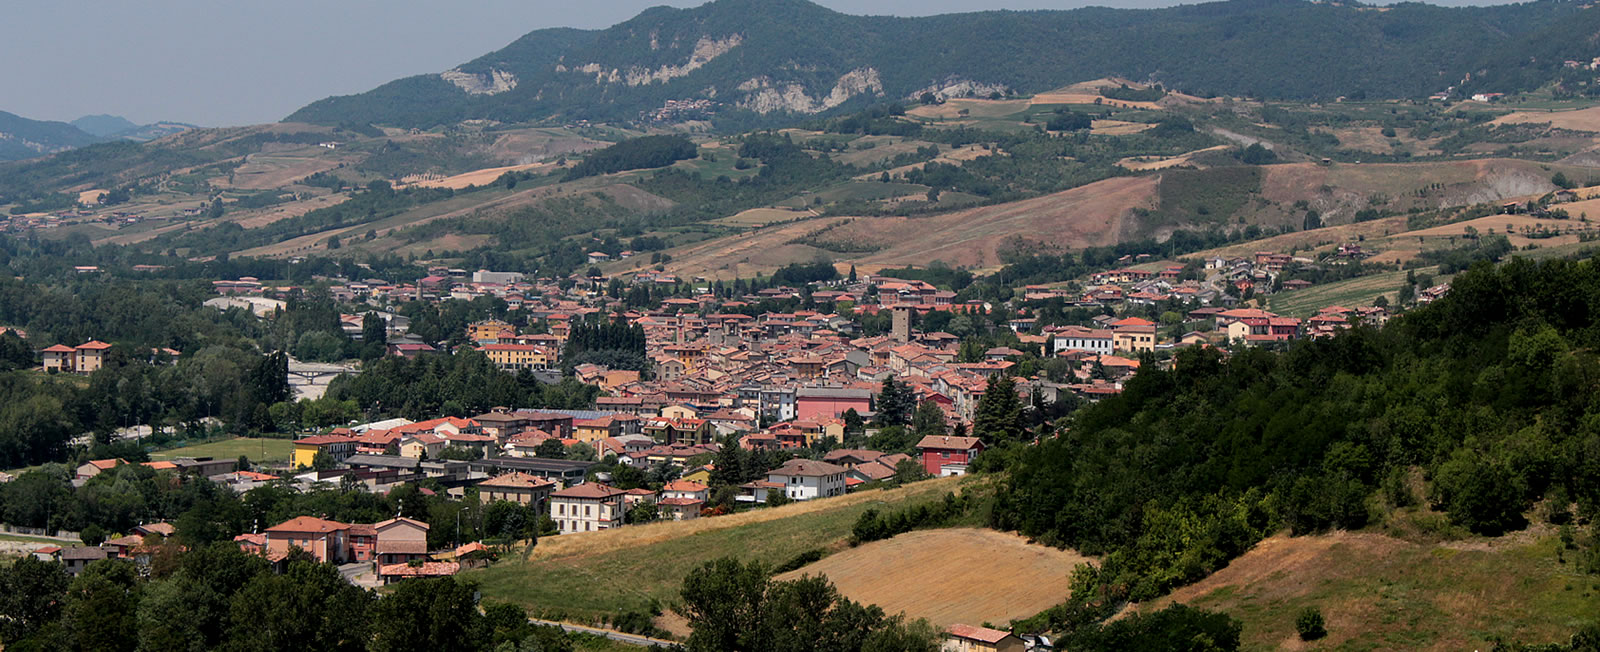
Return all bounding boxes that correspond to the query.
[1264,266,1448,317]
[467,476,970,622]
[1148,529,1600,651]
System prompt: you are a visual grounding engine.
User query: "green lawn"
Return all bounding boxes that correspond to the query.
[1266,266,1448,318]
[467,476,972,623]
[149,437,294,463]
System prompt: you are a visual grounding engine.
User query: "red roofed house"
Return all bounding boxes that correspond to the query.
[944,623,1025,652]
[476,471,556,509]
[72,341,112,373]
[550,483,628,534]
[374,517,430,566]
[40,344,76,373]
[916,435,985,477]
[264,516,351,564]
[378,561,458,585]
[76,458,125,481]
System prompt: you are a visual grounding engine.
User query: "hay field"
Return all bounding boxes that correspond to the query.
[1091,120,1156,136]
[1117,145,1230,171]
[905,98,1031,120]
[1492,105,1600,131]
[1400,214,1592,247]
[468,477,970,623]
[1146,530,1600,651]
[226,153,343,190]
[400,162,557,190]
[776,528,1088,628]
[712,207,816,227]
[840,175,1160,269]
[1266,267,1442,316]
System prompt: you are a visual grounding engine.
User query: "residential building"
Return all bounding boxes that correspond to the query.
[765,459,848,501]
[794,387,873,421]
[374,517,430,566]
[264,516,350,563]
[550,483,628,533]
[916,435,985,477]
[477,471,556,509]
[943,624,1025,652]
[292,434,358,469]
[477,343,551,371]
[1050,326,1114,356]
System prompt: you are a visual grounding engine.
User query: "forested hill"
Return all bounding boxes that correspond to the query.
[288,0,1593,129]
[0,111,105,162]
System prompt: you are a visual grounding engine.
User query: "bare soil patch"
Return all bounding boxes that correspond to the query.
[776,528,1088,628]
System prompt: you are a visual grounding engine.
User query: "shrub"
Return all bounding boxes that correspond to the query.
[1296,606,1327,641]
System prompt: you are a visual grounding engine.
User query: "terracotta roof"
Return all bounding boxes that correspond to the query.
[376,540,429,555]
[295,434,356,446]
[379,561,459,578]
[374,517,429,531]
[946,624,1015,644]
[264,516,349,534]
[658,497,704,507]
[75,340,113,350]
[915,435,983,451]
[479,471,556,490]
[551,483,628,499]
[40,344,75,353]
[769,459,847,478]
[662,480,709,493]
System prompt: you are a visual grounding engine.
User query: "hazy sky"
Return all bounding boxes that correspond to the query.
[1,0,1516,128]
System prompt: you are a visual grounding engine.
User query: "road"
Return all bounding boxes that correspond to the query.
[529,618,682,649]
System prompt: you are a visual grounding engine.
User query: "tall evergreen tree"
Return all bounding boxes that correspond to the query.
[972,375,1023,443]
[874,376,914,426]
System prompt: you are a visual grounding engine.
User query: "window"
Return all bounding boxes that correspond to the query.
[585,505,591,517]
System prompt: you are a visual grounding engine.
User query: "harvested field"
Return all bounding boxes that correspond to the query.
[650,217,848,280]
[467,477,970,625]
[1492,105,1600,131]
[905,98,1030,120]
[1091,119,1156,136]
[776,528,1088,628]
[400,162,558,190]
[77,189,107,205]
[712,207,816,227]
[1117,145,1230,171]
[1399,214,1593,246]
[1266,266,1443,317]
[233,193,350,229]
[1145,530,1600,651]
[1189,217,1410,260]
[856,143,996,180]
[226,152,343,190]
[843,175,1160,269]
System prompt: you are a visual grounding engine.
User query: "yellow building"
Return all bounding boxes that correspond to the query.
[292,434,358,469]
[572,416,622,442]
[468,319,517,343]
[477,344,550,371]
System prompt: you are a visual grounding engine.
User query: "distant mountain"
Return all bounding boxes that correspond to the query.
[71,114,139,137]
[0,111,105,162]
[73,115,196,142]
[286,0,1596,129]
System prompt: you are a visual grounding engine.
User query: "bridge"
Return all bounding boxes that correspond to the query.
[286,358,359,400]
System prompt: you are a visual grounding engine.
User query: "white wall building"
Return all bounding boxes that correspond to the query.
[1050,326,1114,356]
[765,459,848,501]
[550,483,627,534]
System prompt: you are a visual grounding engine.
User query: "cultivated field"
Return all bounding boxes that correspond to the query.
[1492,105,1600,131]
[1117,145,1230,171]
[1399,214,1591,247]
[149,436,294,463]
[400,162,558,190]
[645,216,850,279]
[776,528,1088,628]
[1146,530,1600,651]
[842,175,1161,269]
[1265,266,1444,317]
[711,207,816,227]
[468,476,972,626]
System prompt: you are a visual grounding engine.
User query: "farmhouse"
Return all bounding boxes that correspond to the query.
[943,624,1026,652]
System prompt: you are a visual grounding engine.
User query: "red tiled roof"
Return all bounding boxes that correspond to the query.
[264,516,349,534]
[946,624,1014,644]
[551,483,628,499]
[379,561,459,578]
[915,435,983,451]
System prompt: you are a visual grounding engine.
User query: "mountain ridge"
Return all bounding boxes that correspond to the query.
[0,110,105,162]
[285,0,1598,129]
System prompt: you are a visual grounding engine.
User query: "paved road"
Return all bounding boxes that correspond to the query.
[529,618,682,648]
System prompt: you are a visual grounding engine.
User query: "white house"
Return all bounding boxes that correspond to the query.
[1050,326,1114,356]
[550,483,627,534]
[764,459,848,501]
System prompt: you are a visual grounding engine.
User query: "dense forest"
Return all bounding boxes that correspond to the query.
[286,0,1592,129]
[988,257,1600,633]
